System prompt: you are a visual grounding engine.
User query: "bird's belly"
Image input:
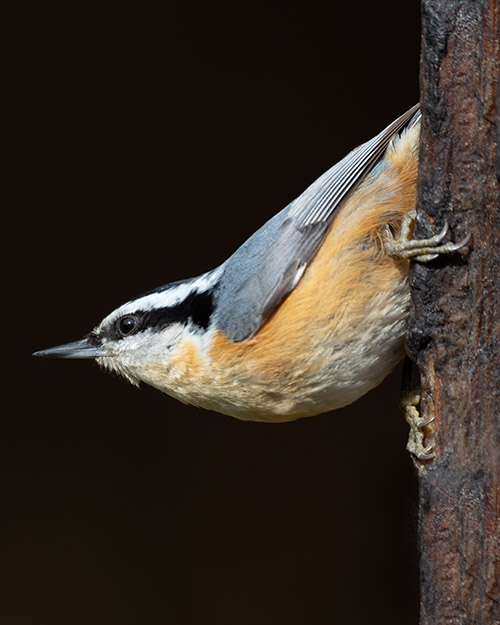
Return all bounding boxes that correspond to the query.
[205,286,409,421]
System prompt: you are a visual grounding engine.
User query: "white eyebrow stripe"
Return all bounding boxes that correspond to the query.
[124,267,223,312]
[120,283,194,313]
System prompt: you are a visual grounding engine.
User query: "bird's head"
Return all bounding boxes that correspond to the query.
[33,271,220,388]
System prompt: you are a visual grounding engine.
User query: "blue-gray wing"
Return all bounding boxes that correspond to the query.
[214,104,420,342]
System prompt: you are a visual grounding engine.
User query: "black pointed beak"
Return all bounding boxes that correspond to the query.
[33,337,108,359]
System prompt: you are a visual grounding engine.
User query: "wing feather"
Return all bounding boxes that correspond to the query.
[215,105,420,342]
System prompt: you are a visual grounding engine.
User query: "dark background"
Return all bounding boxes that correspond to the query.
[6,5,421,624]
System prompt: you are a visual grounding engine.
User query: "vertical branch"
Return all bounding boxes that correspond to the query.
[406,1,500,624]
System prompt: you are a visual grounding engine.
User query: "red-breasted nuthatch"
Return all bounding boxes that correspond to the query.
[34,105,468,422]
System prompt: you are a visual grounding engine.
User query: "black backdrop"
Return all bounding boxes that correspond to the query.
[6,5,421,624]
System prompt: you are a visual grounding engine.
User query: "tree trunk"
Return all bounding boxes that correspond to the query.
[406,1,500,623]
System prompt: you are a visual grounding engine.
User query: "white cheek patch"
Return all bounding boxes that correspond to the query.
[97,324,189,383]
[97,321,217,389]
[105,325,186,361]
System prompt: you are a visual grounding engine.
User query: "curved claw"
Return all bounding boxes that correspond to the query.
[434,220,449,243]
[417,414,435,428]
[449,230,472,251]
[414,444,436,461]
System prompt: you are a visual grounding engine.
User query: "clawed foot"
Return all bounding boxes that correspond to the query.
[401,389,436,461]
[384,210,471,262]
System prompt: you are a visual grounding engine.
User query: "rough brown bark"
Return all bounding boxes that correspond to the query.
[405,1,500,623]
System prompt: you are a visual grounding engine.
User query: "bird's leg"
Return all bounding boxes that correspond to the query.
[399,357,436,462]
[400,388,436,461]
[383,209,471,262]
[389,211,471,459]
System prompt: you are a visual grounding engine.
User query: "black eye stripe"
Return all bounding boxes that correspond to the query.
[100,290,215,341]
[142,290,214,332]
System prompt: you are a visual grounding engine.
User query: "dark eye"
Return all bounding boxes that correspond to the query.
[117,315,139,337]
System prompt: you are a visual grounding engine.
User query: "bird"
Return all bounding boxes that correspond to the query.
[33,105,468,422]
